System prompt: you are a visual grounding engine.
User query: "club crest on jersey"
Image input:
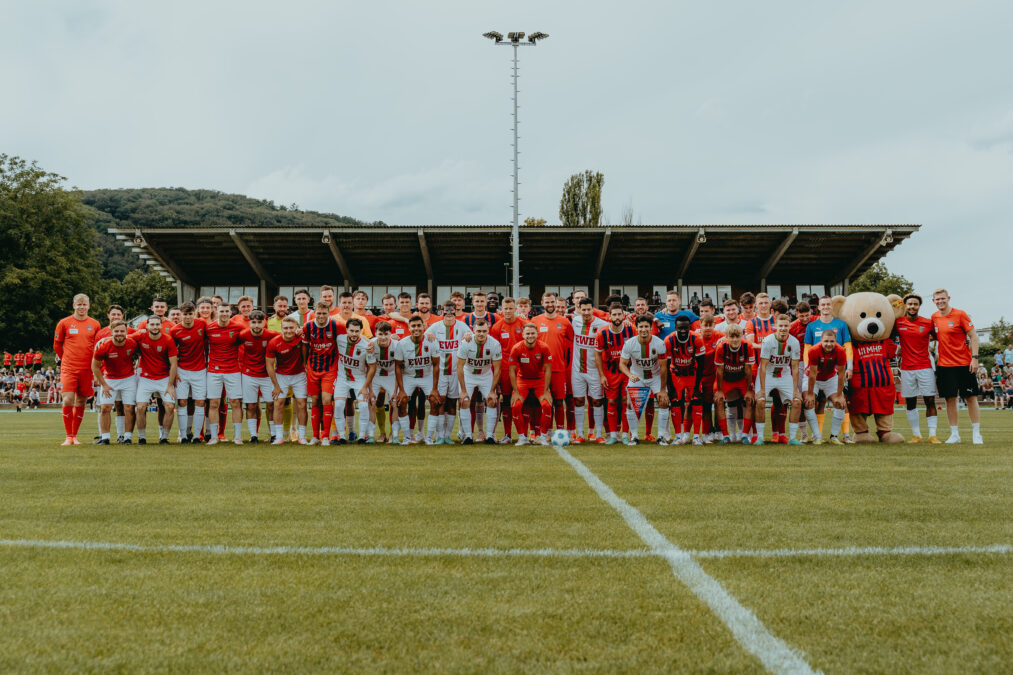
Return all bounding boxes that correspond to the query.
[156,346,163,352]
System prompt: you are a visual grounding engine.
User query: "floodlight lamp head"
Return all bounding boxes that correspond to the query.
[133,234,144,246]
[321,231,331,245]
[507,31,525,42]
[528,32,549,42]
[697,231,707,244]
[483,31,503,42]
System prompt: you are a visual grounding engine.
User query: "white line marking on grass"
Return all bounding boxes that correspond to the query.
[691,544,1013,559]
[0,538,652,559]
[554,446,818,675]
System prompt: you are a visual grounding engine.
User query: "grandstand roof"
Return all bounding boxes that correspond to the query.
[108,223,919,291]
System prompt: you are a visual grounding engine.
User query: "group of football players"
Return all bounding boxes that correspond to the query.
[51,283,983,446]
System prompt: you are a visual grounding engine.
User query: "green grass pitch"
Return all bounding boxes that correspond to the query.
[1,409,1010,671]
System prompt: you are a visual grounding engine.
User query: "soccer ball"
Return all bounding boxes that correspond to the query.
[551,429,570,447]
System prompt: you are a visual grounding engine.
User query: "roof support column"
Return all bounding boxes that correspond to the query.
[593,228,611,306]
[834,229,893,288]
[676,229,706,283]
[418,229,434,298]
[758,227,799,286]
[229,231,277,308]
[322,230,354,290]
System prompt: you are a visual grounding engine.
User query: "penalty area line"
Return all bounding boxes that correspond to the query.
[554,445,819,675]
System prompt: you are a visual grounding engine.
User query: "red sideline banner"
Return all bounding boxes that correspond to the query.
[627,385,651,421]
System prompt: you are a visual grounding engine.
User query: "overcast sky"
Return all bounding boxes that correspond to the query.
[4,1,1011,329]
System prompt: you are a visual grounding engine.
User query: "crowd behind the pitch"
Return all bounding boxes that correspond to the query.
[46,283,989,446]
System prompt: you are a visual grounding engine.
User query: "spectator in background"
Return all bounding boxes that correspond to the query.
[995,350,1005,369]
[652,291,661,307]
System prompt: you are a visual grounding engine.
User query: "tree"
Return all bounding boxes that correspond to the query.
[523,217,547,227]
[102,269,178,319]
[0,155,104,350]
[559,170,604,227]
[849,262,914,297]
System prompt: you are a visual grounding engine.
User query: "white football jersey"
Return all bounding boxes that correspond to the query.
[760,334,801,378]
[395,337,437,379]
[620,336,667,383]
[366,337,399,378]
[456,338,503,378]
[425,320,472,377]
[335,335,370,382]
[571,315,609,374]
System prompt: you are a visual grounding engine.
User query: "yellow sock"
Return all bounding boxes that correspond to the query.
[842,414,850,435]
[376,404,387,436]
[816,413,825,436]
[283,400,292,434]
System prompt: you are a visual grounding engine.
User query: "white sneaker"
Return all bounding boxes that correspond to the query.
[945,435,961,444]
[308,437,320,445]
[692,436,703,446]
[272,438,285,445]
[424,437,435,445]
[515,436,530,446]
[498,436,513,445]
[207,438,219,446]
[972,433,983,445]
[233,438,243,445]
[320,438,330,446]
[537,434,551,446]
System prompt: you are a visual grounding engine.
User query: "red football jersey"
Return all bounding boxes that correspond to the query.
[695,329,722,381]
[378,315,410,339]
[713,339,756,382]
[664,333,705,377]
[206,322,242,374]
[135,332,177,379]
[806,344,847,381]
[239,328,280,377]
[266,334,305,376]
[894,315,935,371]
[93,337,139,379]
[53,315,101,371]
[169,319,209,371]
[508,341,552,381]
[530,314,574,373]
[490,318,526,370]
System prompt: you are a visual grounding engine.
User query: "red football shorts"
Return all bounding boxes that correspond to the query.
[603,373,628,400]
[669,374,698,402]
[699,376,716,403]
[548,371,567,400]
[720,378,749,399]
[515,379,545,401]
[306,368,337,397]
[61,369,94,398]
[499,375,513,398]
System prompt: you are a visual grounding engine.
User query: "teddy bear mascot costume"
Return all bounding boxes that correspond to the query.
[831,292,906,443]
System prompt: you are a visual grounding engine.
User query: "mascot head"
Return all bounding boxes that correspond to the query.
[831,292,904,342]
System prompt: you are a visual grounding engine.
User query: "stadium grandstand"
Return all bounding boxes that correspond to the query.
[109,223,919,310]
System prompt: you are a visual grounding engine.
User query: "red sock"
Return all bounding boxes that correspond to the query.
[702,405,712,435]
[322,406,334,437]
[61,405,74,436]
[554,402,565,428]
[718,417,729,436]
[511,398,528,435]
[692,405,703,434]
[566,398,575,431]
[645,400,655,435]
[72,406,86,435]
[502,406,513,436]
[621,406,630,433]
[540,400,554,435]
[606,401,619,433]
[670,404,683,435]
[742,418,754,435]
[311,405,322,438]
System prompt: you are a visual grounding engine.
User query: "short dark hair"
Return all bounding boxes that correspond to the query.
[578,298,593,307]
[294,288,311,299]
[903,293,922,305]
[398,292,412,301]
[474,318,489,328]
[739,292,755,305]
[180,302,196,313]
[376,321,391,333]
[107,304,124,315]
[771,299,789,315]
[408,314,424,325]
[273,295,288,304]
[635,315,653,326]
[151,296,166,305]
[339,291,354,300]
[795,301,811,313]
[609,302,624,312]
[675,315,692,326]
[345,317,363,329]
[699,299,715,309]
[250,310,266,321]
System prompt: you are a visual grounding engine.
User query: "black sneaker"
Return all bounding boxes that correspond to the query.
[97,438,110,445]
[462,437,474,445]
[348,432,357,442]
[356,438,366,445]
[484,437,497,445]
[92,437,105,445]
[249,436,258,444]
[138,438,146,445]
[203,434,211,442]
[269,436,276,444]
[186,434,195,444]
[178,436,190,444]
[159,438,169,444]
[116,435,125,444]
[121,438,132,444]
[336,438,347,445]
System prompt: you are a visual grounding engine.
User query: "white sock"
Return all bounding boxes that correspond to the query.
[334,402,346,438]
[625,409,639,438]
[444,413,455,438]
[788,422,798,440]
[971,422,980,435]
[658,408,670,438]
[298,425,307,441]
[831,409,845,436]
[210,423,218,438]
[177,411,188,439]
[950,425,960,437]
[459,407,473,438]
[906,409,921,437]
[358,401,370,438]
[186,411,194,435]
[485,405,498,438]
[476,409,485,436]
[426,414,439,439]
[159,427,168,441]
[138,429,146,440]
[192,408,204,438]
[101,431,110,440]
[755,422,765,439]
[804,408,820,438]
[593,405,604,437]
[247,418,258,437]
[574,406,585,437]
[233,422,242,439]
[115,415,125,437]
[927,415,937,436]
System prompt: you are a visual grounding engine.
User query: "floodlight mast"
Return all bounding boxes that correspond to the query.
[483,30,548,299]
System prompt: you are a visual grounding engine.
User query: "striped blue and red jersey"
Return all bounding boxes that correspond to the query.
[663,332,705,377]
[463,311,500,330]
[595,325,636,375]
[851,340,896,389]
[302,319,345,372]
[745,316,776,344]
[713,339,755,382]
